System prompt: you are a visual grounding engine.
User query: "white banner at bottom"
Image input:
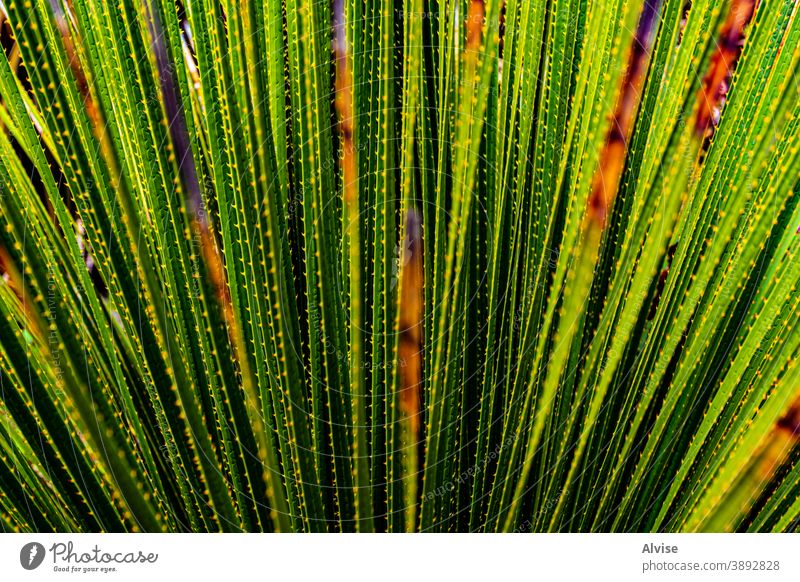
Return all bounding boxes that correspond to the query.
[1,533,797,581]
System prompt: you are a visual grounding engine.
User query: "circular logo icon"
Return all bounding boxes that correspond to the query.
[20,542,46,570]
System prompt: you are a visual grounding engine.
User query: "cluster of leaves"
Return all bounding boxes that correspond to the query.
[0,0,798,532]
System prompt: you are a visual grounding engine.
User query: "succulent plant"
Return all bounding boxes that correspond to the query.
[0,0,798,532]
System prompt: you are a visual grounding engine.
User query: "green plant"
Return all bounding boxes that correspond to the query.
[0,0,798,532]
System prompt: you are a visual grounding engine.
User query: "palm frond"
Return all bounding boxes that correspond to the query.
[0,0,798,532]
